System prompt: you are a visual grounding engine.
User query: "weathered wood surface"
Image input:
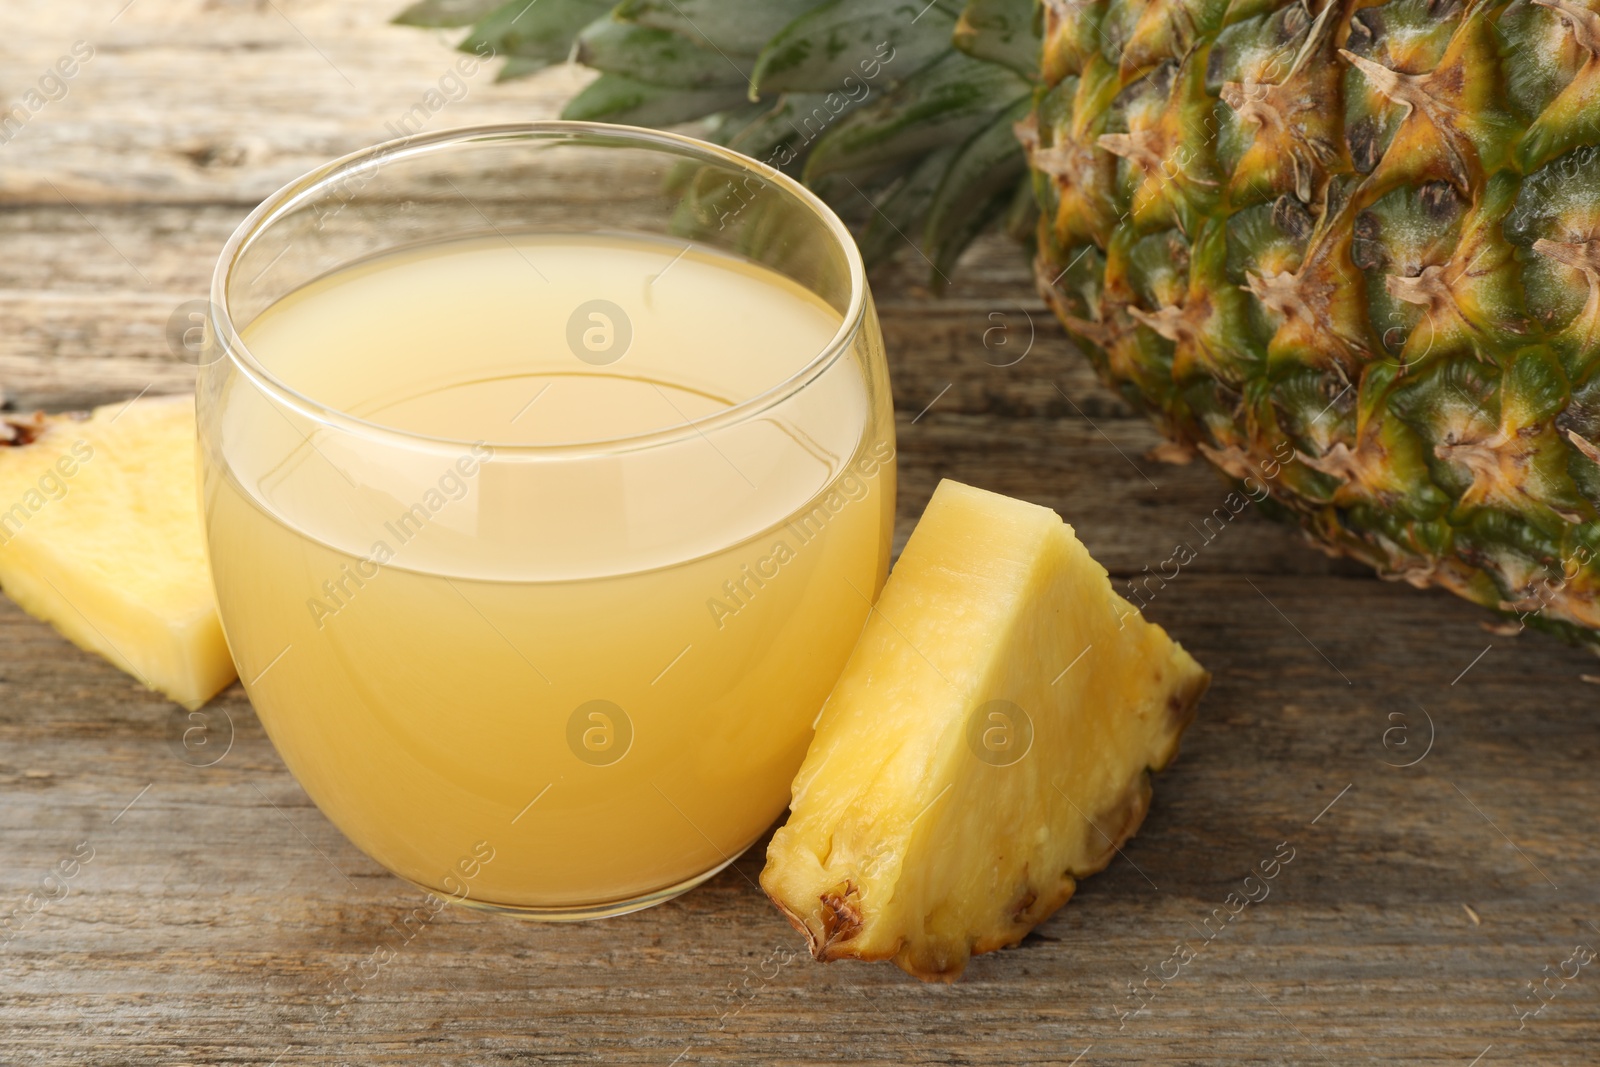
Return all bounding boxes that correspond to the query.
[3,3,1598,1064]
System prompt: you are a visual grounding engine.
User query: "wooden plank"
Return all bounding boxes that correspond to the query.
[4,411,1598,1065]
[3,585,1597,1066]
[3,2,1598,1064]
[0,1,585,206]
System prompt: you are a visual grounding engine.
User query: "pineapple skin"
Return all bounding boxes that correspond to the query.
[1024,0,1600,642]
[0,396,235,709]
[762,480,1208,981]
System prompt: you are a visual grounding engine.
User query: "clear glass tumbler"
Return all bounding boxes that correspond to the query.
[198,123,896,918]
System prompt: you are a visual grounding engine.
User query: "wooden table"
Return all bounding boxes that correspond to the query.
[3,3,1597,1063]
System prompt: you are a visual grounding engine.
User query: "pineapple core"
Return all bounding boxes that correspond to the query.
[762,479,1208,981]
[0,395,235,709]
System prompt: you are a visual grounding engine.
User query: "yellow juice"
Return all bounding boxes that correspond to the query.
[203,233,895,910]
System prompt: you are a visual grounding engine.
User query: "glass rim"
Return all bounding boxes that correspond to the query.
[208,120,870,458]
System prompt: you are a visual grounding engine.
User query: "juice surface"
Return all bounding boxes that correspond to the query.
[205,233,894,908]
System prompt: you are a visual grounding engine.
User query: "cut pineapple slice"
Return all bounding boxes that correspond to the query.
[0,394,235,709]
[762,479,1208,981]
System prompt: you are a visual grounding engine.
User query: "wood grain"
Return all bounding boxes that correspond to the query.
[2,3,1598,1065]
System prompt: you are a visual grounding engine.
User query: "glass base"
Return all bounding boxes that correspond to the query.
[415,846,753,922]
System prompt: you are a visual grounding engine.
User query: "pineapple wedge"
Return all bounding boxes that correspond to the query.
[0,394,234,709]
[762,479,1208,981]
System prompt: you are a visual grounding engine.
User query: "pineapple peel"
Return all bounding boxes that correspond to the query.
[761,479,1208,981]
[0,394,235,709]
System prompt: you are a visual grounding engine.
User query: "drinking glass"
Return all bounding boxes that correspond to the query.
[198,122,895,918]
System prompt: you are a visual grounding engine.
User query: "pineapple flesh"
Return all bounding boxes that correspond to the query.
[762,480,1208,981]
[0,395,235,709]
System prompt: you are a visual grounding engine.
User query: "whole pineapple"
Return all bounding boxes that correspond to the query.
[1024,0,1600,644]
[398,0,1600,644]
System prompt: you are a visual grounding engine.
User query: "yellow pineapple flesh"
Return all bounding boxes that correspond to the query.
[0,394,234,709]
[762,479,1208,981]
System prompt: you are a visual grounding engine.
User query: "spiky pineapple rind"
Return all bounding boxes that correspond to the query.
[1029,0,1600,643]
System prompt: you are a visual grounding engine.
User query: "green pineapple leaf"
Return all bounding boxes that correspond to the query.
[952,0,1039,78]
[614,0,831,56]
[560,72,749,126]
[724,93,843,173]
[858,144,960,268]
[803,50,1030,184]
[459,0,611,66]
[494,56,548,82]
[396,0,1035,281]
[705,99,785,147]
[752,0,962,95]
[923,95,1032,283]
[394,0,507,27]
[662,100,775,196]
[576,20,753,89]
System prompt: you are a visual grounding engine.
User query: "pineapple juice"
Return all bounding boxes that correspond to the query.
[204,233,894,910]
